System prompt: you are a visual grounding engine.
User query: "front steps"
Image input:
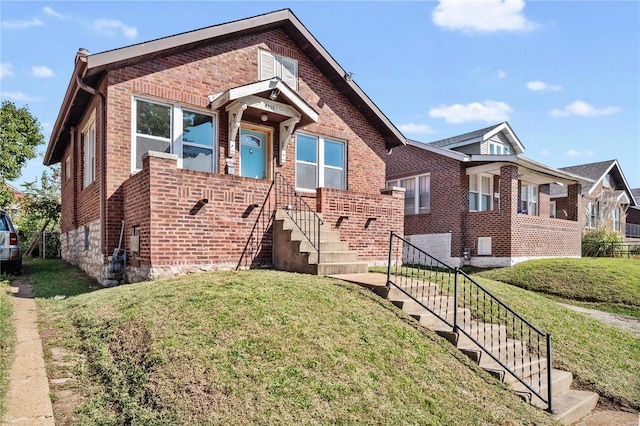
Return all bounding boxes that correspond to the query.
[273,209,368,275]
[385,281,599,425]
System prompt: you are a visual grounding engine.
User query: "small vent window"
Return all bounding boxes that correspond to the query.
[259,49,298,90]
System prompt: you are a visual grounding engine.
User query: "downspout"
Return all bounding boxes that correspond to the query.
[75,66,107,256]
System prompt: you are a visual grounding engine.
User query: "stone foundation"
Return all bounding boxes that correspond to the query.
[61,219,106,283]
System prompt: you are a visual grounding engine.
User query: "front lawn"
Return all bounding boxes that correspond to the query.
[0,274,14,419]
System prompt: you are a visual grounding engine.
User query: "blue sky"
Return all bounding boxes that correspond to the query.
[2,1,639,190]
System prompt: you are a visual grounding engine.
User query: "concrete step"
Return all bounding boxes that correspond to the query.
[387,282,440,300]
[288,228,342,243]
[307,251,359,264]
[318,262,368,275]
[391,295,457,314]
[437,322,508,348]
[551,390,599,425]
[511,368,573,408]
[300,240,350,253]
[275,209,324,222]
[407,307,472,328]
[458,338,527,367]
[483,356,548,384]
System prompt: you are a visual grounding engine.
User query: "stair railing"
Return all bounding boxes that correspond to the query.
[386,232,553,413]
[274,172,323,264]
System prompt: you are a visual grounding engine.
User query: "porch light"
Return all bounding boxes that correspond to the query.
[269,89,280,100]
[261,113,268,121]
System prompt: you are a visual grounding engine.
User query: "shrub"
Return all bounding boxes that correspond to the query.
[581,229,622,257]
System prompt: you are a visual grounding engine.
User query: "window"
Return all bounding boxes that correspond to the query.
[84,226,90,251]
[387,174,430,215]
[586,201,596,229]
[65,156,71,180]
[83,122,95,188]
[489,142,509,155]
[469,174,493,212]
[295,133,345,191]
[259,49,298,90]
[477,237,492,255]
[613,207,621,231]
[519,183,538,215]
[550,201,557,218]
[133,98,216,173]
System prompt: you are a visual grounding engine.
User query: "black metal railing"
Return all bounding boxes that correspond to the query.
[583,241,640,258]
[627,223,640,239]
[237,181,276,270]
[386,232,553,412]
[274,172,323,264]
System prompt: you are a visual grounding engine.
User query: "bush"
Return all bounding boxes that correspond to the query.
[581,229,622,257]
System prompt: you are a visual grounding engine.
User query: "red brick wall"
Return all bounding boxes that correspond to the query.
[387,145,466,256]
[316,187,404,262]
[95,28,391,262]
[511,215,582,257]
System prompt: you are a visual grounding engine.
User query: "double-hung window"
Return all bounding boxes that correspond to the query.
[520,183,538,215]
[550,201,557,218]
[387,174,430,215]
[469,174,492,212]
[613,207,621,231]
[83,121,95,188]
[295,133,345,191]
[133,98,216,173]
[259,49,298,90]
[489,142,509,155]
[586,201,596,228]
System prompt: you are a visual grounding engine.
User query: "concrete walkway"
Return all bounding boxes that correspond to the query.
[3,277,54,425]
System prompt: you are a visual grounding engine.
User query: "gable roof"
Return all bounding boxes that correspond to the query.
[45,9,405,165]
[427,122,524,154]
[553,159,637,206]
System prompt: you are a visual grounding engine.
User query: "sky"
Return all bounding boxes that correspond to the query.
[1,0,639,191]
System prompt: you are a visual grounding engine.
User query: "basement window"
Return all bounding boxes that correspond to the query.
[477,237,492,255]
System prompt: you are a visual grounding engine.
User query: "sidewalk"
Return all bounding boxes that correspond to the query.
[3,276,54,425]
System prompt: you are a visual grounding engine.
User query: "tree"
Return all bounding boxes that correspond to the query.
[0,101,44,208]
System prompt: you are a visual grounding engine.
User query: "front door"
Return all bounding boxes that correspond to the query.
[240,128,267,179]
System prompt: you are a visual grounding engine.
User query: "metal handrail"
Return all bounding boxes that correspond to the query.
[386,231,553,412]
[274,172,324,264]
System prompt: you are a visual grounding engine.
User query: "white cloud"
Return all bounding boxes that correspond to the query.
[432,0,537,34]
[43,6,66,20]
[31,66,55,78]
[429,100,512,124]
[497,69,507,79]
[1,17,43,29]
[0,62,14,79]
[398,123,436,134]
[565,149,594,158]
[0,91,42,102]
[526,80,563,92]
[94,19,138,39]
[550,101,621,117]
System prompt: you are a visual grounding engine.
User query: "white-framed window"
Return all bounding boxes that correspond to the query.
[82,121,95,188]
[613,207,621,231]
[586,201,596,229]
[132,97,217,173]
[259,49,298,90]
[519,183,538,215]
[469,173,493,212]
[387,174,431,215]
[477,237,492,255]
[65,156,71,181]
[550,200,557,218]
[295,133,345,191]
[489,142,509,155]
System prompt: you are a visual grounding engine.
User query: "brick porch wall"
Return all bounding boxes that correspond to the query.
[316,186,404,263]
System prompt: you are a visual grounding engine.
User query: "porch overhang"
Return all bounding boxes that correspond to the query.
[465,155,592,186]
[209,78,319,164]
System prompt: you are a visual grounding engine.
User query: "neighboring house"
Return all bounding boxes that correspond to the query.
[627,188,640,239]
[3,183,24,220]
[551,160,636,237]
[44,9,406,285]
[387,122,589,268]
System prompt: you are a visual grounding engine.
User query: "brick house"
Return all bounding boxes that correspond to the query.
[387,122,588,268]
[551,160,637,238]
[627,189,640,239]
[44,9,406,285]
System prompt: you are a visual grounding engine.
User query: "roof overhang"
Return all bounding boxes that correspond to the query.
[464,155,593,186]
[407,139,470,161]
[484,122,525,155]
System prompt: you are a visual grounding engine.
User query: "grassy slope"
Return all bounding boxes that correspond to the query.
[34,261,556,425]
[0,275,14,419]
[474,258,640,317]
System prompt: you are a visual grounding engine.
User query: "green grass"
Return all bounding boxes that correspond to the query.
[34,261,556,425]
[0,274,15,419]
[474,258,640,307]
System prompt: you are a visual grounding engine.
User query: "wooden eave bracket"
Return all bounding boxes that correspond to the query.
[226,102,248,157]
[279,116,300,165]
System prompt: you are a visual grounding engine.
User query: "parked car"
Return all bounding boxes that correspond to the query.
[0,209,22,275]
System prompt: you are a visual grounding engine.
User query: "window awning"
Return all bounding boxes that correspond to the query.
[208,78,319,164]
